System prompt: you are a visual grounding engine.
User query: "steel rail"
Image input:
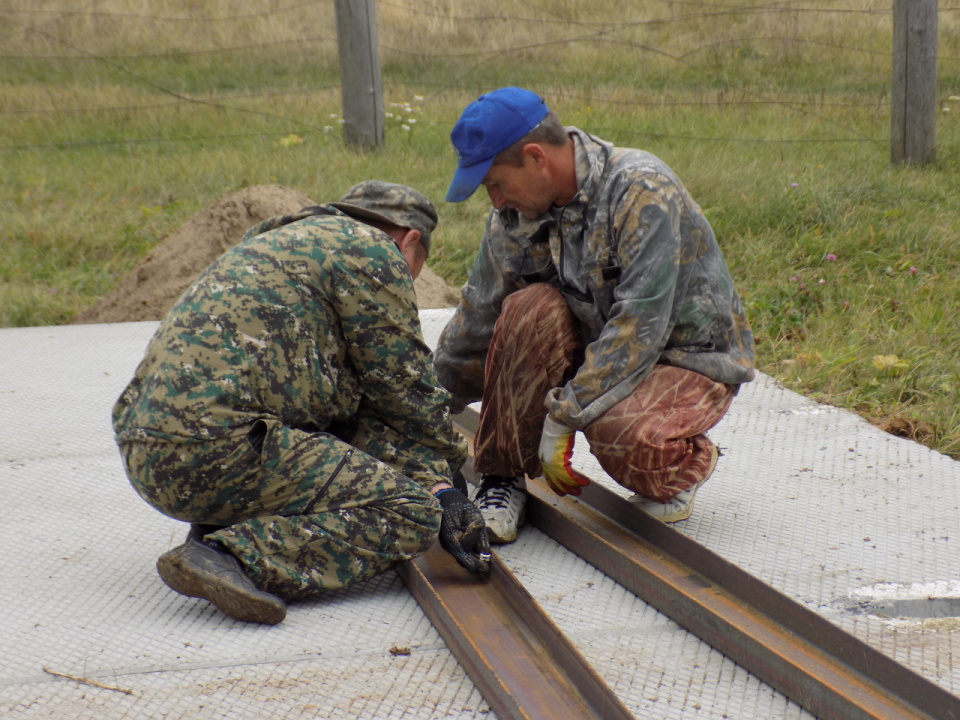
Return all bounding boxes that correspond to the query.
[452,408,960,720]
[530,479,960,720]
[396,545,635,720]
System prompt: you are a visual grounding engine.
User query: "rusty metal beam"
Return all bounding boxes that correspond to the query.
[397,545,635,720]
[526,475,960,720]
[452,408,960,720]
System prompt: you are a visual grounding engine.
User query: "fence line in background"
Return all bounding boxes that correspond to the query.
[892,0,939,163]
[334,0,383,149]
[0,3,955,158]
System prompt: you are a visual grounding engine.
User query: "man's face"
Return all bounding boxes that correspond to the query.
[481,150,555,219]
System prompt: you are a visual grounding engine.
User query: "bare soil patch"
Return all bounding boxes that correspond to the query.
[72,184,460,325]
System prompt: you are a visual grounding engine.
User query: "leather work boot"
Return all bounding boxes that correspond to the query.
[187,523,223,542]
[186,523,225,544]
[156,539,287,625]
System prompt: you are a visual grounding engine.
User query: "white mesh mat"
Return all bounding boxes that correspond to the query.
[1,311,957,719]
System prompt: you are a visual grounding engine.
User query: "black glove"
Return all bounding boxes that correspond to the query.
[447,394,471,415]
[451,469,469,494]
[435,488,491,575]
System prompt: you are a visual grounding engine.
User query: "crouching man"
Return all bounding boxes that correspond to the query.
[113,180,489,625]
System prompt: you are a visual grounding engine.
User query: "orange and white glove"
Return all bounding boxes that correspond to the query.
[537,416,591,497]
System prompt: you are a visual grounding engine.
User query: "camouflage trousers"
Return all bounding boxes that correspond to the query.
[118,417,441,601]
[474,284,736,502]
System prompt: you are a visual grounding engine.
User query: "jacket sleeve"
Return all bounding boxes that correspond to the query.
[546,175,689,429]
[331,239,467,486]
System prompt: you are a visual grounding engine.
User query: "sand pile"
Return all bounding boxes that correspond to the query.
[72,184,460,325]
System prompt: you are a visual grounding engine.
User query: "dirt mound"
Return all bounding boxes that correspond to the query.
[72,184,460,325]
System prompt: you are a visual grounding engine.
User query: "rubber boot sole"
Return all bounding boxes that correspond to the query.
[157,544,287,625]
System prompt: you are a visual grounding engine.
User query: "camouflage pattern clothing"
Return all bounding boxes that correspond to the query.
[434,127,755,431]
[113,206,467,600]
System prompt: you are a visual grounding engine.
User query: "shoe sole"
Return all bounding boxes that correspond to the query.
[644,446,720,524]
[486,527,515,544]
[157,551,286,625]
[484,506,526,544]
[655,499,696,524]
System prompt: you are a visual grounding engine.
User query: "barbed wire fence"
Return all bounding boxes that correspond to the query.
[0,0,958,158]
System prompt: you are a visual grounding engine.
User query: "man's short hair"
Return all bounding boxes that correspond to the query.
[492,111,568,168]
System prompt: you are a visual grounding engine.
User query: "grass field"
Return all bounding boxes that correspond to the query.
[2,0,959,458]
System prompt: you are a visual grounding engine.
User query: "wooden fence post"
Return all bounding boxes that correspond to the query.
[334,0,384,150]
[891,0,938,164]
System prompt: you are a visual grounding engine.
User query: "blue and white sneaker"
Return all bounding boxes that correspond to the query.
[474,474,527,543]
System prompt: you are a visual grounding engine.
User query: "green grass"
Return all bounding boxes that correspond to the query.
[2,0,960,458]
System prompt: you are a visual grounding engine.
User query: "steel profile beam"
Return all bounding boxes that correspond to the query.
[397,545,635,720]
[525,475,960,720]
[452,408,960,720]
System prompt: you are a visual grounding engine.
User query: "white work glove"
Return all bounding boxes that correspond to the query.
[537,416,591,497]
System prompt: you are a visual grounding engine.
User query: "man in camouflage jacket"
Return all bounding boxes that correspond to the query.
[435,87,755,542]
[114,180,489,625]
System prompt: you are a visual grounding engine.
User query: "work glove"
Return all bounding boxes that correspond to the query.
[446,393,471,415]
[435,488,491,575]
[538,415,591,497]
[451,468,469,494]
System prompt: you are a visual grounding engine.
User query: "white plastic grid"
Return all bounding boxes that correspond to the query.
[0,311,956,719]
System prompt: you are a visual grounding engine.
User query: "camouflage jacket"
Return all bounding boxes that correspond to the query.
[434,128,755,429]
[113,207,466,486]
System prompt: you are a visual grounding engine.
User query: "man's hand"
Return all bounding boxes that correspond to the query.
[435,488,491,575]
[447,394,471,415]
[538,416,591,496]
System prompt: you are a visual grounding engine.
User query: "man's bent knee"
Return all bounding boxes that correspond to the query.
[500,283,568,325]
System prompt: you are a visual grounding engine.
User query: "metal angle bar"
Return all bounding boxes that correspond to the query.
[451,407,960,720]
[397,545,635,720]
[527,478,960,720]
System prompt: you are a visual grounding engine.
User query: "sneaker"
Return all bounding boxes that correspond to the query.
[630,445,720,523]
[156,538,287,625]
[474,474,527,544]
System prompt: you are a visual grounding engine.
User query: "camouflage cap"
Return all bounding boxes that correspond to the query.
[329,180,438,257]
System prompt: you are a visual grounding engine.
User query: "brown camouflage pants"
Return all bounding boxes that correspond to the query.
[119,416,441,601]
[474,284,736,502]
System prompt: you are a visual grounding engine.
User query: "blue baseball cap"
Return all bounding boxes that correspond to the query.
[446,87,549,202]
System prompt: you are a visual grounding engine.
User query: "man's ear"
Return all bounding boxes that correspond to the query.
[521,143,548,167]
[395,227,422,253]
[395,227,426,279]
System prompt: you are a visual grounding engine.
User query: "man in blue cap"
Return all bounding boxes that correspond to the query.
[433,87,756,543]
